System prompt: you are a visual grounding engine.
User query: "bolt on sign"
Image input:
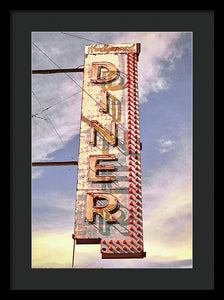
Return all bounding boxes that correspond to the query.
[73,43,146,260]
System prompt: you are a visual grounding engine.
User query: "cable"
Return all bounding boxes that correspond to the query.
[60,32,102,44]
[32,42,128,132]
[32,90,75,161]
[32,115,47,121]
[32,42,100,106]
[32,91,81,118]
[33,42,62,69]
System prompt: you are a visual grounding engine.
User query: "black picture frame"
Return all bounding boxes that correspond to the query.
[10,10,214,290]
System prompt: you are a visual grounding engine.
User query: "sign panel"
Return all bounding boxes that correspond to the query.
[73,43,146,259]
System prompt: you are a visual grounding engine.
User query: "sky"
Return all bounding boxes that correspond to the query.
[32,31,192,268]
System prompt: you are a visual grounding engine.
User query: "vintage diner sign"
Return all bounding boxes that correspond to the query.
[73,43,146,259]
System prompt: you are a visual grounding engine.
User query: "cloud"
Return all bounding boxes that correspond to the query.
[32,80,82,162]
[31,32,192,268]
[147,259,192,268]
[32,32,188,163]
[140,125,192,266]
[32,33,85,163]
[32,229,73,268]
[110,32,186,102]
[157,138,176,153]
[32,167,45,180]
[138,32,190,102]
[32,189,75,232]
[32,129,192,268]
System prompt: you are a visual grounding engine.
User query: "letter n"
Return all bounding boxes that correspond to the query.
[90,120,116,146]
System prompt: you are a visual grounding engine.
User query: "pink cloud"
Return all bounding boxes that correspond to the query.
[111,32,183,101]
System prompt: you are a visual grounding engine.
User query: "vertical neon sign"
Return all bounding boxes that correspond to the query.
[73,43,146,259]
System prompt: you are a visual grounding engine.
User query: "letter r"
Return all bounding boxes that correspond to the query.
[85,193,118,223]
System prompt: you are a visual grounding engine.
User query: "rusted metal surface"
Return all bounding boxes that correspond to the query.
[85,192,118,223]
[86,43,139,55]
[73,43,145,259]
[88,154,116,182]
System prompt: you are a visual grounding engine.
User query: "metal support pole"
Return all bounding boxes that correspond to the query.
[72,234,76,268]
[32,161,78,167]
[32,68,84,74]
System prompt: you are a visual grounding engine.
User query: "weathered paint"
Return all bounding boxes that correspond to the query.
[73,43,146,259]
